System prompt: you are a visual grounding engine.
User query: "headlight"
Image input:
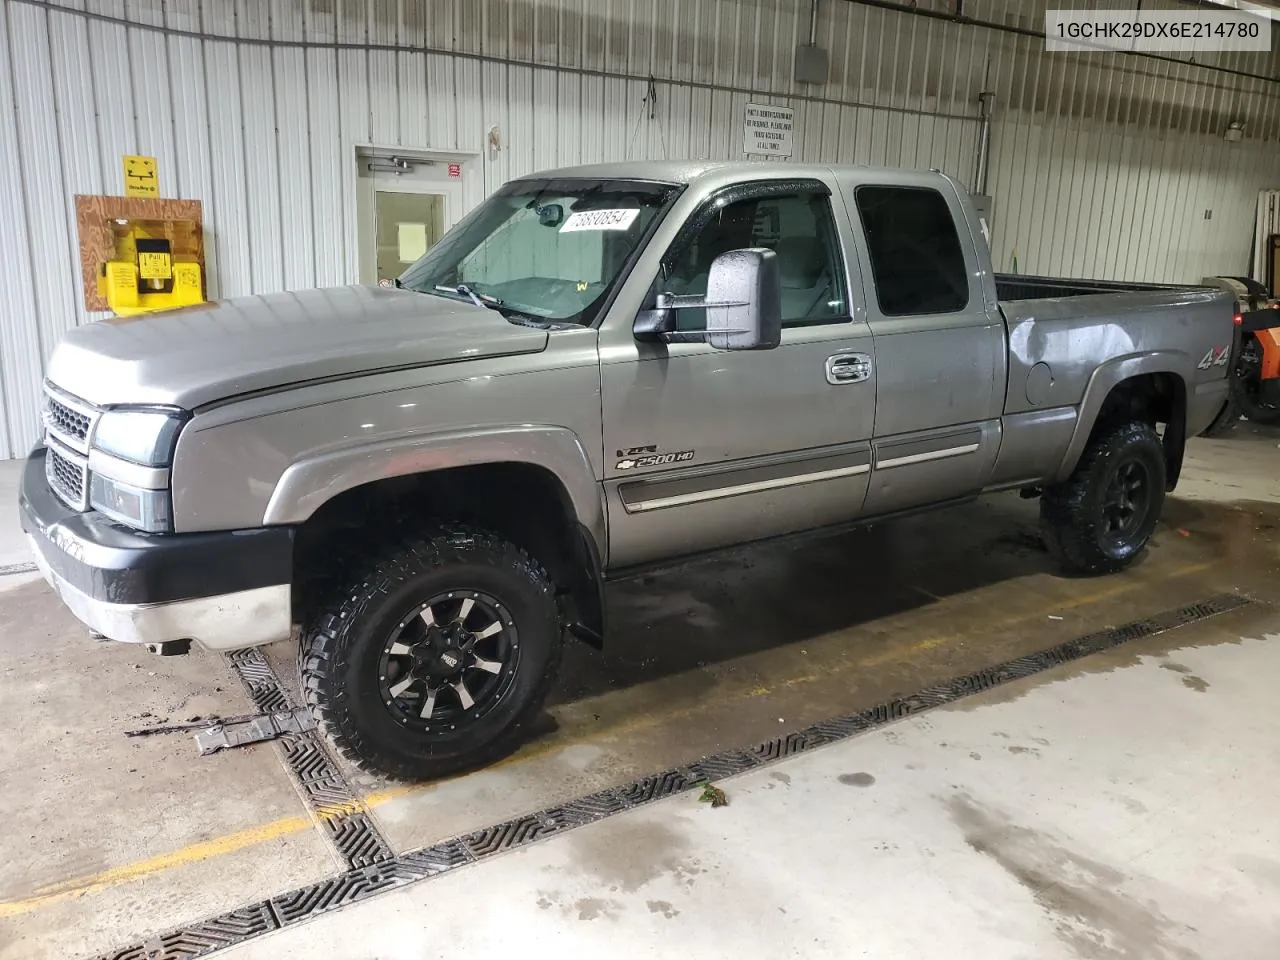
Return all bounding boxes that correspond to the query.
[89,473,172,532]
[92,409,185,466]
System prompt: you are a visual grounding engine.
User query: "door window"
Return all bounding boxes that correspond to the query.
[662,191,848,330]
[375,191,447,285]
[854,186,969,316]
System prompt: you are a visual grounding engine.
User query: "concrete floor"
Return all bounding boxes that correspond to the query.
[0,424,1277,958]
[224,617,1280,960]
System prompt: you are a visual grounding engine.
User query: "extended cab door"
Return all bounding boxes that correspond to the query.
[833,173,1006,515]
[599,178,876,569]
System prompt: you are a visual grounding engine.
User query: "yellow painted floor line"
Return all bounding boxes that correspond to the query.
[0,561,1215,919]
[0,815,313,918]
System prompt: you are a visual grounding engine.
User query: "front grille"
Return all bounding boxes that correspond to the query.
[46,397,90,443]
[43,385,98,454]
[46,444,88,510]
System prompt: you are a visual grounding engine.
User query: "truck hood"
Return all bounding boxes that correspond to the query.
[45,285,550,409]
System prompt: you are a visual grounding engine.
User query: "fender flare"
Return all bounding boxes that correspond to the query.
[1053,351,1192,482]
[262,424,607,560]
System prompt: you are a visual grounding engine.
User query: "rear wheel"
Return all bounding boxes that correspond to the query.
[1040,420,1166,575]
[300,526,562,780]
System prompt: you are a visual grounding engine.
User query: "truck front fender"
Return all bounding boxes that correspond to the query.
[263,424,606,558]
[1054,351,1192,482]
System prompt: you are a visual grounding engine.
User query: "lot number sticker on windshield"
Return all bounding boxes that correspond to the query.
[560,209,640,232]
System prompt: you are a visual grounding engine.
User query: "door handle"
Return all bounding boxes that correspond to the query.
[825,352,872,385]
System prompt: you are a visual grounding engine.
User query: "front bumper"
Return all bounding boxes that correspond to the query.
[19,448,295,651]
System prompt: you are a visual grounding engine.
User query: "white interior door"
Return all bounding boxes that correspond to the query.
[356,160,467,285]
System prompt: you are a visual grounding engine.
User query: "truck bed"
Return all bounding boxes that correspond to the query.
[994,273,1199,302]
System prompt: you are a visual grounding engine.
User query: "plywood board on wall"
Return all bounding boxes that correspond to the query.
[74,195,203,311]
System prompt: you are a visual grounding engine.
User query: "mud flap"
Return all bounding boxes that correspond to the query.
[1163,397,1186,491]
[565,522,606,648]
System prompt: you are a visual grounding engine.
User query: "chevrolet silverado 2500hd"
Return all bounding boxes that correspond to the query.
[21,162,1235,779]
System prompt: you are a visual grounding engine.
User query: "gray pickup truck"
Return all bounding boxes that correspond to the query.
[21,161,1234,779]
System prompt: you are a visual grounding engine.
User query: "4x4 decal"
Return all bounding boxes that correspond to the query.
[1197,345,1230,370]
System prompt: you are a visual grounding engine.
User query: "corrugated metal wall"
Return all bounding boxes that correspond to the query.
[1,0,1278,458]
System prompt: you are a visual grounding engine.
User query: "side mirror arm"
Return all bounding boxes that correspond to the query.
[632,306,677,342]
[634,293,751,344]
[634,294,711,343]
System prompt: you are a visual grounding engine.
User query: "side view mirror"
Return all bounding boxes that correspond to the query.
[634,248,782,351]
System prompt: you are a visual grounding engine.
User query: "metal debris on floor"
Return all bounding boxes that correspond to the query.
[123,712,261,738]
[194,708,315,756]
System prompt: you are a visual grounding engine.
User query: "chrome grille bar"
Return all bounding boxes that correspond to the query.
[42,383,100,456]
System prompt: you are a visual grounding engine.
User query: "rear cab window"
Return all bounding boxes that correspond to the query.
[853,185,969,317]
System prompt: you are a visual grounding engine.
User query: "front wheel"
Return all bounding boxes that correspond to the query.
[300,526,562,780]
[1040,420,1166,576]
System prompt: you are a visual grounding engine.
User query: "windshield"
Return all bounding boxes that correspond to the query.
[398,177,680,325]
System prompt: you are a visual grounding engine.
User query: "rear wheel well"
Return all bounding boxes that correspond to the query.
[1088,372,1186,490]
[291,464,604,647]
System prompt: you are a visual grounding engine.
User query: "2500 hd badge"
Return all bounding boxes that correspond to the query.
[614,450,696,470]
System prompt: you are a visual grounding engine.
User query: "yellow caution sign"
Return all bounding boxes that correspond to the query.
[123,155,158,198]
[137,251,172,280]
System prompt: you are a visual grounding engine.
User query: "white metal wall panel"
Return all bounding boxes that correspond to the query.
[236,0,284,294]
[128,21,178,198]
[10,4,74,375]
[987,113,1278,281]
[166,3,216,294]
[337,43,369,283]
[203,39,253,302]
[1,0,1279,458]
[46,5,100,327]
[86,8,134,198]
[307,45,345,289]
[0,3,41,457]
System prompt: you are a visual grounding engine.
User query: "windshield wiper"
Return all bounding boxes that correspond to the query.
[434,283,504,309]
[432,283,549,327]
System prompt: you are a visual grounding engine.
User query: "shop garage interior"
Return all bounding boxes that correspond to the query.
[1,0,1280,957]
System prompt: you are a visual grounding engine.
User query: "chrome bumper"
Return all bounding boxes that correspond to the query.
[27,534,291,650]
[20,447,295,651]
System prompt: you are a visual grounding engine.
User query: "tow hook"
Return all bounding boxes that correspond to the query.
[146,640,192,656]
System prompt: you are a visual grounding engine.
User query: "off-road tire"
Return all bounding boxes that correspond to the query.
[1040,420,1166,576]
[300,525,562,780]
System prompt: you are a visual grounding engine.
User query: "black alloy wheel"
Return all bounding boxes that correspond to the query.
[1099,459,1154,552]
[378,590,519,732]
[300,527,563,780]
[1040,419,1166,575]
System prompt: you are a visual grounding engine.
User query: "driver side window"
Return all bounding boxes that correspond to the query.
[662,191,848,331]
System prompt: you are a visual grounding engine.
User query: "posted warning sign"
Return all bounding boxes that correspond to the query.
[122,155,158,197]
[743,103,794,158]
